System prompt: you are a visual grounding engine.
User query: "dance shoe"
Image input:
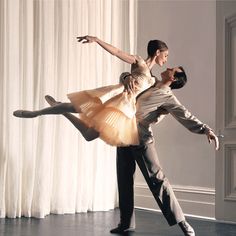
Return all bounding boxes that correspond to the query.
[110,224,134,234]
[13,110,38,118]
[179,220,195,236]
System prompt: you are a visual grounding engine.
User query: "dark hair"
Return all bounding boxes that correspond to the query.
[147,40,168,57]
[170,66,187,90]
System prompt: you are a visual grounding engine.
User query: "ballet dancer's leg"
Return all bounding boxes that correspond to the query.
[13,102,77,118]
[45,95,99,141]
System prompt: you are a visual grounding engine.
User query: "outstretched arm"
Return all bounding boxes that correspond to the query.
[164,96,219,150]
[77,35,136,64]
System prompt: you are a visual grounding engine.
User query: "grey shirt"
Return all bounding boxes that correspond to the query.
[136,84,212,144]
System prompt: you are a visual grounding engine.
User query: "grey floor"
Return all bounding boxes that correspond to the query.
[1,208,236,236]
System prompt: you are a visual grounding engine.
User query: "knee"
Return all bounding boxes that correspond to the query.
[84,136,94,142]
[155,169,166,182]
[149,169,167,190]
[83,128,99,141]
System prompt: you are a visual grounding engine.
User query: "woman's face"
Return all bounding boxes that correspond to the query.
[155,50,169,66]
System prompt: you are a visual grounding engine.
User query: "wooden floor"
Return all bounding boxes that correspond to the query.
[1,208,236,236]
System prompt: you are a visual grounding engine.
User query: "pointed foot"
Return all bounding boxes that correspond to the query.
[13,110,38,118]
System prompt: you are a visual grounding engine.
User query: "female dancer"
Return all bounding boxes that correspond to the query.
[13,35,169,146]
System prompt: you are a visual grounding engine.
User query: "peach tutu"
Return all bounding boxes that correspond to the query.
[67,56,155,146]
[68,84,139,146]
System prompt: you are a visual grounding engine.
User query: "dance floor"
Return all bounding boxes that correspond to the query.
[1,208,236,236]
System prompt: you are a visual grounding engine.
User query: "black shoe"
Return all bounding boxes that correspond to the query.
[110,224,134,234]
[179,220,195,236]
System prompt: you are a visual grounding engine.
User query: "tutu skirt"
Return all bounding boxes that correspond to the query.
[67,84,139,146]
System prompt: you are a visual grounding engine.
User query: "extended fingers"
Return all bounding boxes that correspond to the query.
[128,79,135,90]
[128,80,137,92]
[208,133,219,150]
[211,133,219,150]
[76,36,84,42]
[76,35,89,43]
[208,136,212,144]
[214,136,219,150]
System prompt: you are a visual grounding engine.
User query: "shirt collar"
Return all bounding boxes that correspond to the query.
[154,82,171,92]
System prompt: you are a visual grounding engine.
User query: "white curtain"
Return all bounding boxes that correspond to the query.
[0,0,137,218]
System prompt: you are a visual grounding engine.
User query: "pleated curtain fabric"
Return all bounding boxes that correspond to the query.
[0,0,137,218]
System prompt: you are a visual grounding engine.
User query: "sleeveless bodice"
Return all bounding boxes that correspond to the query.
[130,56,156,95]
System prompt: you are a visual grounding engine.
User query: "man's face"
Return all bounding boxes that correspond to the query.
[161,67,182,82]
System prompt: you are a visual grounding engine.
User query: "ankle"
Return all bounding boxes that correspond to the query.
[178,220,195,236]
[178,220,186,226]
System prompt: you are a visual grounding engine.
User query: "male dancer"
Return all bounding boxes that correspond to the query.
[110,67,219,236]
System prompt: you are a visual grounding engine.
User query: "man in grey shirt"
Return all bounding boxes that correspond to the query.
[111,67,219,236]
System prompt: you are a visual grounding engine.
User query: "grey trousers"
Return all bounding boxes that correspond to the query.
[116,142,185,227]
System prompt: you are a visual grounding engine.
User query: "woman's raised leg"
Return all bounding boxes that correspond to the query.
[13,102,77,118]
[45,95,99,141]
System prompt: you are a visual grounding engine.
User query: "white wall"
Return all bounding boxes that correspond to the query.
[135,0,216,218]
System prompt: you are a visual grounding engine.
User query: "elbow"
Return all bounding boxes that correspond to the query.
[114,48,121,57]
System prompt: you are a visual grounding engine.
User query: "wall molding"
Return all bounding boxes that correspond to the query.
[224,13,236,128]
[135,183,215,219]
[224,144,236,201]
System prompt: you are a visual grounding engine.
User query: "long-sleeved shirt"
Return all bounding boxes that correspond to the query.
[136,84,212,144]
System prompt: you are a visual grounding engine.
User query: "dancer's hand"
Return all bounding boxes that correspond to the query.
[206,130,219,150]
[77,35,97,43]
[123,76,138,94]
[120,72,136,93]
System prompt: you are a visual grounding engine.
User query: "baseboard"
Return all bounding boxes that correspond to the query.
[135,183,215,218]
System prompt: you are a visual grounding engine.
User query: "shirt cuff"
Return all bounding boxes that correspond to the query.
[203,125,213,134]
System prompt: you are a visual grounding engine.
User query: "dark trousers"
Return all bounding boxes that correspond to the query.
[116,142,185,227]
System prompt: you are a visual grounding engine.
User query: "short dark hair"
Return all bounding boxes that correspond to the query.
[170,66,187,90]
[147,40,168,57]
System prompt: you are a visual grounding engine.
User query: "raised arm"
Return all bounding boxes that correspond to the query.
[77,35,136,64]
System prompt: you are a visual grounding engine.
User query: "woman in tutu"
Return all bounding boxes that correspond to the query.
[13,35,169,146]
